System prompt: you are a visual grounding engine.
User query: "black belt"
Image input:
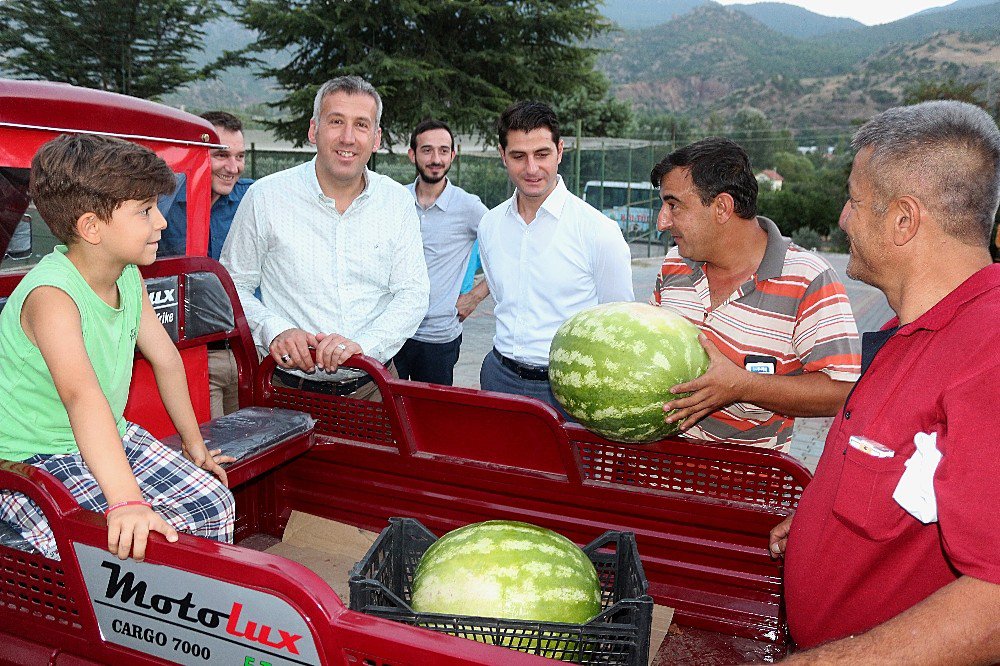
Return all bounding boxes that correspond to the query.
[207,339,231,351]
[492,348,548,381]
[273,368,373,396]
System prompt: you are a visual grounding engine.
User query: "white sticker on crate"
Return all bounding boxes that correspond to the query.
[74,543,321,666]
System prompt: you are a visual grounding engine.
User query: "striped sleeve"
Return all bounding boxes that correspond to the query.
[792,266,861,382]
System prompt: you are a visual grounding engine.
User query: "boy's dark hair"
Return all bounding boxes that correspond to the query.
[497,101,560,149]
[649,137,759,219]
[200,111,243,134]
[29,134,176,243]
[410,119,454,151]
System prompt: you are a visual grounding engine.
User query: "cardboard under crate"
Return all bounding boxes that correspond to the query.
[266,512,673,665]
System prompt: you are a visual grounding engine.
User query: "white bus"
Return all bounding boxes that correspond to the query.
[582,180,659,239]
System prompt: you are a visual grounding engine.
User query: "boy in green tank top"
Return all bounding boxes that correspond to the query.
[0,134,235,561]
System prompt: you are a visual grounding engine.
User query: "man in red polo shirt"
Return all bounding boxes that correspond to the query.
[770,101,1000,663]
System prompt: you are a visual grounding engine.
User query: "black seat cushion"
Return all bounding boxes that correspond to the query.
[160,407,315,462]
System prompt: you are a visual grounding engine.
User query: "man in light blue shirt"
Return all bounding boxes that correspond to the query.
[399,119,489,385]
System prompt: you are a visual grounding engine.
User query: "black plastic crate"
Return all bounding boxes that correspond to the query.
[349,517,653,665]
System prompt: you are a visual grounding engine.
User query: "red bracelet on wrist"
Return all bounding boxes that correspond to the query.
[105,500,152,517]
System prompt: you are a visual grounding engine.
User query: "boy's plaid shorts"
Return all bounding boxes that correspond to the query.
[0,422,235,559]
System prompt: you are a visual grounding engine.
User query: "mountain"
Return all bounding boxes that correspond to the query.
[121,0,1000,131]
[598,0,706,30]
[602,1,867,37]
[712,30,1000,132]
[160,6,288,111]
[596,0,1000,120]
[912,0,1000,18]
[814,1,1000,60]
[730,2,863,37]
[595,4,855,112]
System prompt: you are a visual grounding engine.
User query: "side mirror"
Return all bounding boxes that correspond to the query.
[4,214,33,260]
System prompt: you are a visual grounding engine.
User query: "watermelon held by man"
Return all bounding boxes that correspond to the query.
[548,302,709,443]
[410,520,602,657]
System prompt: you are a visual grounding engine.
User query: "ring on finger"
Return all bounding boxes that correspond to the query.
[280,354,291,363]
[336,343,347,351]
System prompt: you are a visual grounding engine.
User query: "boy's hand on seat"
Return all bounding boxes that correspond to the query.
[183,440,234,487]
[107,505,178,561]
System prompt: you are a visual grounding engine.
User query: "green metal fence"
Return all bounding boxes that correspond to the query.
[247,137,675,257]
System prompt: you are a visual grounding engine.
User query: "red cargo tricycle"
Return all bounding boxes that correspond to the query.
[0,79,810,665]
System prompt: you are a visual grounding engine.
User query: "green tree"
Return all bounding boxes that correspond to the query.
[240,0,616,146]
[728,107,796,171]
[772,151,814,184]
[630,112,695,147]
[903,79,984,107]
[550,66,633,138]
[759,156,850,242]
[0,0,239,99]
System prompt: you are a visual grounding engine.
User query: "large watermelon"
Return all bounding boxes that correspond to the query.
[549,302,709,443]
[410,520,602,627]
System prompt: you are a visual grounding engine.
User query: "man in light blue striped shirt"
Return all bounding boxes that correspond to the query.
[398,119,489,385]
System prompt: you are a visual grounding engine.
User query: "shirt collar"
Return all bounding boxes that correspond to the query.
[755,216,789,281]
[220,179,245,205]
[409,177,455,211]
[538,176,570,220]
[677,215,788,281]
[308,158,372,207]
[892,262,1000,334]
[507,176,570,222]
[170,175,244,206]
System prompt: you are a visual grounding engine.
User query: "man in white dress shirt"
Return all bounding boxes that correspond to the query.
[221,76,429,400]
[477,101,634,411]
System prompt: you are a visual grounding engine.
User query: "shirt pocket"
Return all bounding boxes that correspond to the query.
[731,401,772,421]
[832,444,909,542]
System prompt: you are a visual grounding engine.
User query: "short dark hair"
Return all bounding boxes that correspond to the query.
[853,101,1000,246]
[649,137,758,219]
[200,111,243,134]
[410,119,454,151]
[29,134,176,244]
[497,101,560,149]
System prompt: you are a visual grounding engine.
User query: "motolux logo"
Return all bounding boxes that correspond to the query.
[101,561,303,655]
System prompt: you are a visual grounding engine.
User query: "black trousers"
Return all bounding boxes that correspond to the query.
[394,335,462,386]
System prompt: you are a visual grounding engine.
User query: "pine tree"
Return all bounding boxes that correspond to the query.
[240,0,620,145]
[0,0,240,99]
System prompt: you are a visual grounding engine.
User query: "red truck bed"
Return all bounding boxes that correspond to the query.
[0,79,808,665]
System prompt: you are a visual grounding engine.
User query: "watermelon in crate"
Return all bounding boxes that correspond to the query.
[349,518,652,665]
[549,302,709,443]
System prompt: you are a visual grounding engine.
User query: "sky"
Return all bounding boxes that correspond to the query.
[715,0,952,25]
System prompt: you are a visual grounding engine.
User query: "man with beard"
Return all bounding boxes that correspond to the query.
[396,119,489,385]
[769,101,1000,664]
[221,76,428,400]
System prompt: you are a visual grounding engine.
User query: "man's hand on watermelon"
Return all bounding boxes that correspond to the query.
[663,333,750,430]
[665,333,854,427]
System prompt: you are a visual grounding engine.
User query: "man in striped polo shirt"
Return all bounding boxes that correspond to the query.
[650,138,861,452]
